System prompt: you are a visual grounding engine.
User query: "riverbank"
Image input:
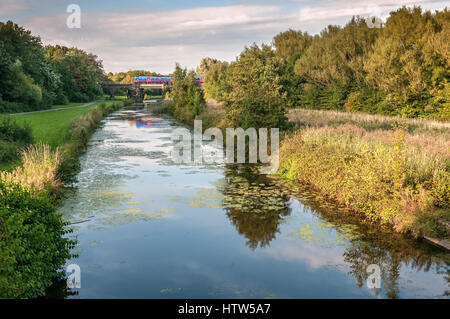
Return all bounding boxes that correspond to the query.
[0,98,128,171]
[157,98,449,246]
[278,124,449,240]
[52,102,449,298]
[0,98,133,298]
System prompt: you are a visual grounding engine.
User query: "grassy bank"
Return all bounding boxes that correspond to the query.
[278,115,449,239]
[0,98,132,298]
[7,99,123,149]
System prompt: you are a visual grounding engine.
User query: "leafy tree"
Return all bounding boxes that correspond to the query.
[364,7,450,117]
[169,64,205,124]
[273,29,312,63]
[196,57,219,76]
[221,44,288,129]
[0,21,106,112]
[203,60,229,100]
[45,45,104,102]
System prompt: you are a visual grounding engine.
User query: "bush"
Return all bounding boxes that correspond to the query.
[0,116,33,144]
[0,179,75,298]
[70,92,90,103]
[0,140,20,162]
[169,65,206,125]
[0,98,31,114]
[0,116,33,163]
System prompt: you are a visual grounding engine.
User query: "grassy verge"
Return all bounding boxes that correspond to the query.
[278,120,449,239]
[4,100,122,149]
[51,102,85,109]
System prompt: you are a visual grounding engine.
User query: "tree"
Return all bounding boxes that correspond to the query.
[203,60,229,100]
[221,44,288,129]
[169,64,205,124]
[362,7,450,117]
[273,29,312,63]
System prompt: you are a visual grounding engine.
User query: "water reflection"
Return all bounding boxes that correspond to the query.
[216,163,449,298]
[219,165,290,249]
[52,104,449,298]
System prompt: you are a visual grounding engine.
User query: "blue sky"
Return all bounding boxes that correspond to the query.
[0,0,448,73]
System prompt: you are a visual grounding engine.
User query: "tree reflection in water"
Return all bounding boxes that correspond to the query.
[219,164,450,298]
[219,165,290,250]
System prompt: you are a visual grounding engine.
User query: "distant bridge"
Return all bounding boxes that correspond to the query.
[101,77,203,101]
[100,82,169,101]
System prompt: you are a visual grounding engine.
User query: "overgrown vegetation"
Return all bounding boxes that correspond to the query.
[0,178,75,298]
[278,124,449,238]
[167,64,205,125]
[1,143,61,194]
[189,5,449,241]
[0,117,33,163]
[288,108,450,136]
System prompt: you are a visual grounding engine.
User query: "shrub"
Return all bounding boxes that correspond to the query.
[0,140,20,163]
[169,65,206,125]
[0,116,33,164]
[0,117,33,144]
[0,178,75,298]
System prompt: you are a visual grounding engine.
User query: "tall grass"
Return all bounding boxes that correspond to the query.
[1,143,61,193]
[278,124,449,238]
[288,108,450,136]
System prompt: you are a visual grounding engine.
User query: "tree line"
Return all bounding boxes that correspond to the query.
[199,6,449,126]
[0,21,105,113]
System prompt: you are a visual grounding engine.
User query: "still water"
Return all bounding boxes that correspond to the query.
[57,104,449,298]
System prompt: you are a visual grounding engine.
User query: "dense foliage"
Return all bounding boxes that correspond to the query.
[278,124,449,238]
[0,21,104,113]
[0,117,33,163]
[222,45,288,129]
[45,45,104,103]
[202,7,450,120]
[168,64,205,125]
[0,179,75,298]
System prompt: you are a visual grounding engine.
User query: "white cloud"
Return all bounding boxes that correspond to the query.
[22,5,298,73]
[0,0,30,15]
[18,1,449,73]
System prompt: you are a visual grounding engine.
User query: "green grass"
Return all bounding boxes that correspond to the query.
[1,99,121,149]
[51,102,85,109]
[0,159,20,172]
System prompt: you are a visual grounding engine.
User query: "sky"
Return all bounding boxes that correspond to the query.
[0,0,448,74]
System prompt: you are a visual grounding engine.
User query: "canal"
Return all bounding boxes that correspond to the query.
[56,103,449,298]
